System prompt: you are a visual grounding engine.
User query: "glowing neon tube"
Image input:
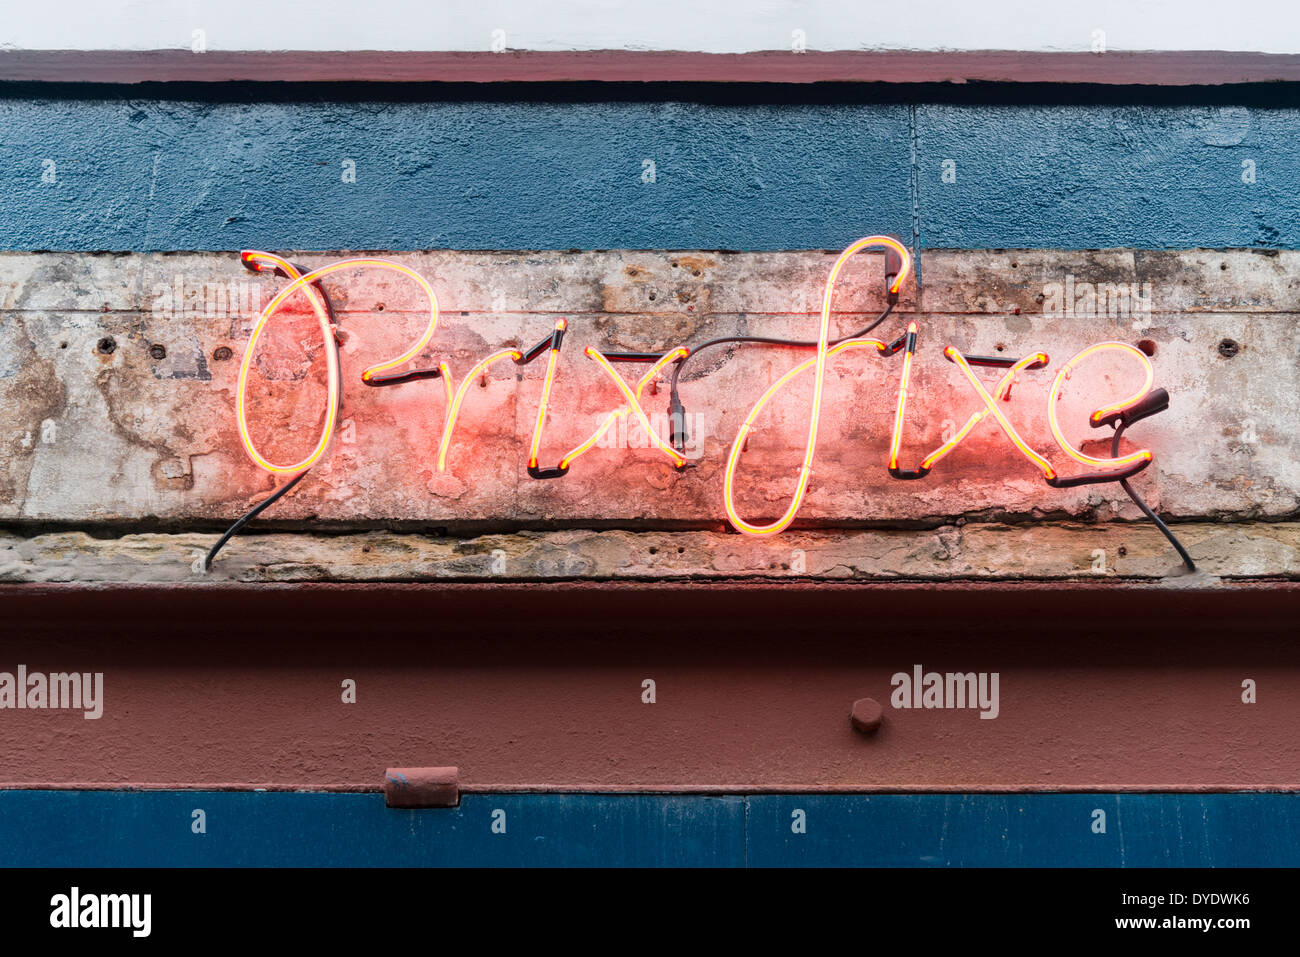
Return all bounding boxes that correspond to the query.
[919,350,1050,471]
[436,349,523,472]
[886,322,923,476]
[559,347,689,470]
[943,347,1058,480]
[1047,341,1155,471]
[723,235,912,536]
[235,252,339,474]
[527,319,567,473]
[235,257,441,475]
[723,336,886,531]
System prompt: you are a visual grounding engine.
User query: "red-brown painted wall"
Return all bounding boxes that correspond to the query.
[1,583,1294,792]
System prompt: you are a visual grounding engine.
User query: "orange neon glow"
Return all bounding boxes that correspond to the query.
[559,347,690,470]
[236,256,441,474]
[887,322,919,471]
[919,351,1050,471]
[943,347,1058,480]
[527,319,566,470]
[228,243,1178,546]
[437,359,454,427]
[235,252,338,475]
[723,235,913,536]
[1047,341,1155,471]
[436,349,523,472]
[723,336,886,531]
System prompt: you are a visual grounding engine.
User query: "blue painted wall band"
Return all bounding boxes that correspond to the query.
[1,791,1296,867]
[1,94,1295,251]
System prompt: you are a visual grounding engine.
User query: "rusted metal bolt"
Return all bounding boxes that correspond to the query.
[212,346,233,361]
[149,344,167,360]
[96,336,116,355]
[1218,338,1240,358]
[850,697,883,734]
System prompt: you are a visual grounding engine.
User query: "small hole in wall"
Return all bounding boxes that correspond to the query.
[1137,339,1156,356]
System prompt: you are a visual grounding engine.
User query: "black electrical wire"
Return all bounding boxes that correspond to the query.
[203,470,309,572]
[667,302,897,449]
[669,302,895,401]
[1111,421,1196,573]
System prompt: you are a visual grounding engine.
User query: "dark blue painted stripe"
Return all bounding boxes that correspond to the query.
[1,97,1296,252]
[0,792,746,867]
[1,791,1296,867]
[746,793,1300,867]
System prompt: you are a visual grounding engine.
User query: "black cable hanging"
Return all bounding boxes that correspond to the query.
[1112,416,1197,573]
[203,471,308,572]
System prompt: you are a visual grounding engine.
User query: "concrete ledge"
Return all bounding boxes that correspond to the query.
[0,523,1292,584]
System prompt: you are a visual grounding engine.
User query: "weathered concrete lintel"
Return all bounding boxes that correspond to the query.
[4,248,1298,315]
[1,522,1294,585]
[1,248,1294,528]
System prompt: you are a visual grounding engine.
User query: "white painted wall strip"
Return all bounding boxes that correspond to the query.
[2,0,1298,55]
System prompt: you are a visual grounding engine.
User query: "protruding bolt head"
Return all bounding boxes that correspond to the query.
[851,697,883,734]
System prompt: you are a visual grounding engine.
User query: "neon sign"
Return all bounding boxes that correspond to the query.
[208,237,1194,573]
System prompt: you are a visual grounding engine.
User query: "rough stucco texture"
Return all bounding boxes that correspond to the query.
[0,97,1298,251]
[0,97,913,251]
